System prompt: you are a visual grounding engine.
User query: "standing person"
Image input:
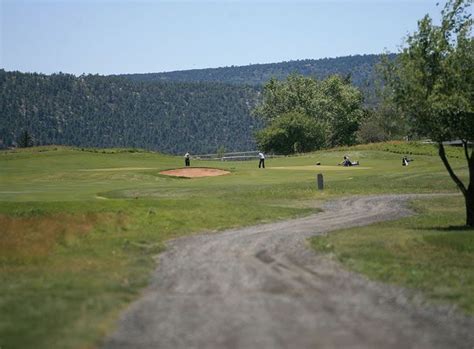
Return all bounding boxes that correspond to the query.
[258,151,265,168]
[184,152,190,167]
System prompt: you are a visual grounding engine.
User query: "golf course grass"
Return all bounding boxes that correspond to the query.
[311,196,474,314]
[0,142,472,349]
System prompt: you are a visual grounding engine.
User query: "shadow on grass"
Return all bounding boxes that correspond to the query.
[418,225,474,232]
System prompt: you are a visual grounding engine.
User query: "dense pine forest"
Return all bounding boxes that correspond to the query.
[0,70,261,153]
[1,55,387,153]
[120,54,388,89]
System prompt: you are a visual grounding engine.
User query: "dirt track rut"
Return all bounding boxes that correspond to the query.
[103,195,474,349]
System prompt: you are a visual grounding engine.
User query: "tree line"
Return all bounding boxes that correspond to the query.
[1,55,394,154]
[119,54,390,92]
[0,71,262,154]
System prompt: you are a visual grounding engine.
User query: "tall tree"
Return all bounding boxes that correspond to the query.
[382,0,474,226]
[253,74,364,152]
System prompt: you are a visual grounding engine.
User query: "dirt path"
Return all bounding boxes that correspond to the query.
[103,195,474,349]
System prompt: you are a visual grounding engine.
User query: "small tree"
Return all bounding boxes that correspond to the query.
[383,0,474,226]
[17,130,33,148]
[216,145,226,159]
[255,111,326,155]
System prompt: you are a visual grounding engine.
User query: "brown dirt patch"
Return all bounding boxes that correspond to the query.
[0,212,127,262]
[159,168,230,178]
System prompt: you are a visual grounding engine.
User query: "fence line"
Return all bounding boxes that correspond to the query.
[193,150,282,161]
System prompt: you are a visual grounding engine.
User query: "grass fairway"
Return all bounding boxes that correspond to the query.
[269,165,372,170]
[0,143,471,348]
[311,196,474,314]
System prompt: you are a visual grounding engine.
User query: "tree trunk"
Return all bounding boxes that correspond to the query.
[438,142,467,196]
[466,141,474,227]
[466,144,474,227]
[437,142,474,227]
[466,187,474,227]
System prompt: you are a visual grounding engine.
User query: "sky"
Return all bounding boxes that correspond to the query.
[1,0,444,75]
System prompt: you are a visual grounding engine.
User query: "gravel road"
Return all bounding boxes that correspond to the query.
[103,195,474,349]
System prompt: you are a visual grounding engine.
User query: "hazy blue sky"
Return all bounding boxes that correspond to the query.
[1,0,443,75]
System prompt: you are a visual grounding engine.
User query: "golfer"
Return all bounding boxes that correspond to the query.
[184,152,190,167]
[258,151,265,168]
[339,155,352,166]
[402,156,413,166]
[338,155,359,167]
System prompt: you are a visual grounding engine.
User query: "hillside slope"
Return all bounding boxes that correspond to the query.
[0,71,262,154]
[1,55,389,153]
[120,54,389,90]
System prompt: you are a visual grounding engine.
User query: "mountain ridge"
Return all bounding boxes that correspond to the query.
[1,54,389,153]
[118,53,391,89]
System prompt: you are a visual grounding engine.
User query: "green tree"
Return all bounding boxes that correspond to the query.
[253,74,364,151]
[255,111,326,155]
[319,75,365,147]
[17,130,33,148]
[382,0,474,226]
[216,145,226,158]
[357,95,410,144]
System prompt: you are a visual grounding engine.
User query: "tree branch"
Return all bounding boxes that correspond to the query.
[438,142,467,196]
[462,139,471,163]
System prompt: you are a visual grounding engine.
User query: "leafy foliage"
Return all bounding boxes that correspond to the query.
[382,1,473,142]
[254,74,365,153]
[382,0,474,226]
[356,104,409,144]
[356,73,411,144]
[255,112,326,154]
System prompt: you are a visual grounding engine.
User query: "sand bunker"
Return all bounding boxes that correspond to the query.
[160,168,230,178]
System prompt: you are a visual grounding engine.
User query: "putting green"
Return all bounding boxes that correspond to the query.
[269,165,371,171]
[78,167,157,171]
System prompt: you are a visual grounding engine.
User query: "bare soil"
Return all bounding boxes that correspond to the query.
[159,168,230,178]
[103,195,474,349]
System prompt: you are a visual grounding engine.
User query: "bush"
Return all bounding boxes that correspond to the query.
[255,112,326,154]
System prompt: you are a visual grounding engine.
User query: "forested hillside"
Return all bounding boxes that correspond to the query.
[1,55,389,153]
[120,54,390,90]
[0,70,261,153]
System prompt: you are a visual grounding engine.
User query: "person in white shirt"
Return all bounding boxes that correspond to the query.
[184,152,190,167]
[258,151,265,168]
[402,156,413,166]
